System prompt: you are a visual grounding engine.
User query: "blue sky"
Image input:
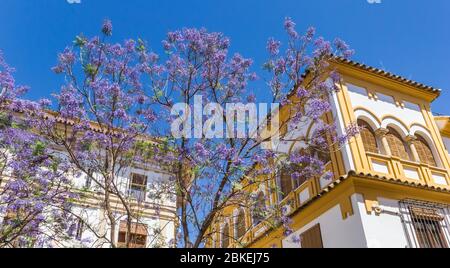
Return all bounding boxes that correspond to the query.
[1,0,449,114]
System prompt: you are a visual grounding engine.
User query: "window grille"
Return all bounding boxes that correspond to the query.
[399,199,449,248]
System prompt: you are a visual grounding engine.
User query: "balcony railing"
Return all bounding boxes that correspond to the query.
[366,152,450,189]
[239,163,335,246]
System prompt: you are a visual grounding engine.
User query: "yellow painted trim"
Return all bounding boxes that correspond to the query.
[353,106,382,125]
[380,115,411,134]
[339,195,354,219]
[421,104,450,171]
[336,83,370,172]
[362,192,379,214]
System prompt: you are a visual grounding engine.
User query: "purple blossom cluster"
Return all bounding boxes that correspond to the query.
[0,125,77,247]
[0,52,29,107]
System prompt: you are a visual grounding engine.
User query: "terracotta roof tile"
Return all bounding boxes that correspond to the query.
[333,57,441,95]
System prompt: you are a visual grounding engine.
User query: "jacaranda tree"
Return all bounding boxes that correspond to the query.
[0,52,77,248]
[38,20,174,248]
[143,18,358,247]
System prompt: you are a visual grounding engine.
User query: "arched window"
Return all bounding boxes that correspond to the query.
[236,209,246,239]
[358,119,379,154]
[221,222,230,248]
[310,131,331,164]
[413,135,437,166]
[252,191,266,226]
[279,167,293,200]
[386,127,410,160]
[312,147,331,165]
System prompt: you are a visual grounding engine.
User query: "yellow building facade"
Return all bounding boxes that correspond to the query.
[207,58,450,248]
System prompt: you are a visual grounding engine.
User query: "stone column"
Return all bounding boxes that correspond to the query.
[375,128,391,156]
[405,135,420,162]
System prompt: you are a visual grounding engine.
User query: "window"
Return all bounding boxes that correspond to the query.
[252,192,266,226]
[117,221,148,248]
[221,223,230,248]
[279,167,293,200]
[310,131,331,164]
[129,173,147,201]
[413,135,437,166]
[85,169,93,189]
[311,147,331,166]
[386,127,410,160]
[400,200,449,248]
[1,210,28,247]
[301,224,323,248]
[236,209,246,239]
[412,215,447,248]
[75,219,84,241]
[85,176,92,189]
[358,119,379,154]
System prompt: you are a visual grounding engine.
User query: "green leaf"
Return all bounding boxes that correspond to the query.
[74,35,87,47]
[155,89,164,98]
[32,141,46,156]
[0,112,11,129]
[84,64,96,76]
[232,181,243,190]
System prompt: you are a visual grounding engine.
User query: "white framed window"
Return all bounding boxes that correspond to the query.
[129,173,147,202]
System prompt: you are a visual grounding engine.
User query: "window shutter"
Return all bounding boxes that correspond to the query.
[222,223,230,248]
[386,127,410,160]
[413,136,437,166]
[301,224,323,248]
[252,192,266,225]
[236,209,246,239]
[358,119,379,154]
[280,168,293,199]
[118,221,148,248]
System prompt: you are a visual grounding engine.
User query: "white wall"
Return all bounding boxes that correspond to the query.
[347,83,426,129]
[330,87,355,173]
[56,164,177,248]
[355,195,409,248]
[356,195,450,248]
[282,194,367,248]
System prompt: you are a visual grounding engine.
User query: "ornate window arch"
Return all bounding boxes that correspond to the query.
[354,108,381,130]
[413,135,437,166]
[381,117,410,138]
[357,119,379,154]
[386,127,411,160]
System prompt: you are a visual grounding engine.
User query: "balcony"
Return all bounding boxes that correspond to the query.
[366,152,450,189]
